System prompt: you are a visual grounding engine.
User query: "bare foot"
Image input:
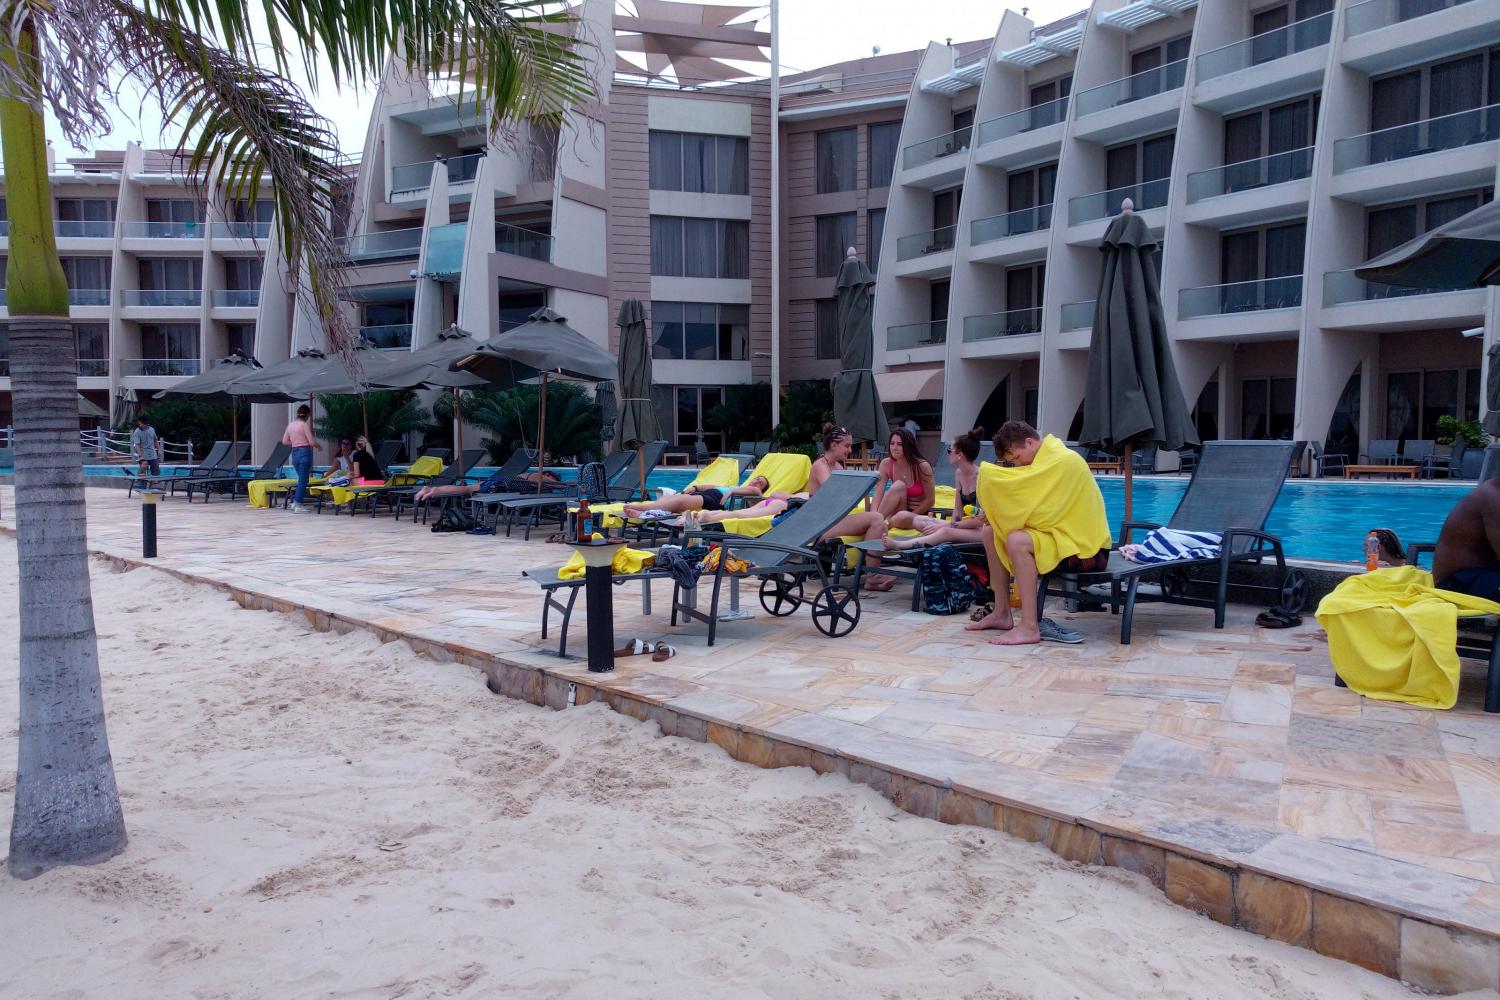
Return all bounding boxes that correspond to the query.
[863,573,896,592]
[622,506,643,517]
[989,625,1041,645]
[964,608,1014,631]
[885,537,924,551]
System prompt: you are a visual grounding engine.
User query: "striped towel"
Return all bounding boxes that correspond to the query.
[1120,527,1223,564]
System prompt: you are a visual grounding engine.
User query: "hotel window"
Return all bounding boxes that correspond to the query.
[225,257,262,291]
[228,199,274,223]
[650,302,749,361]
[1007,163,1057,230]
[55,197,115,222]
[867,122,901,189]
[1106,133,1174,209]
[145,199,204,223]
[225,323,256,358]
[1386,369,1473,439]
[649,216,750,279]
[815,127,857,193]
[1028,75,1072,128]
[1005,263,1045,333]
[138,257,201,289]
[1369,47,1500,161]
[815,299,840,360]
[1366,189,1495,257]
[1248,0,1333,64]
[815,213,856,278]
[140,323,199,360]
[61,256,111,290]
[648,131,749,195]
[1220,220,1306,309]
[951,107,975,146]
[74,324,108,375]
[1129,35,1190,96]
[1241,377,1296,440]
[1222,96,1317,189]
[932,186,962,247]
[867,209,885,272]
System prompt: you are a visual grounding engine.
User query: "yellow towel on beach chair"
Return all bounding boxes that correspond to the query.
[977,435,1112,575]
[315,455,447,506]
[1316,566,1500,710]
[593,455,747,528]
[713,454,815,538]
[247,475,327,508]
[557,542,654,580]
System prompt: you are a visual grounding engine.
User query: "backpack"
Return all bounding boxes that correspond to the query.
[431,505,476,533]
[920,544,977,615]
[577,461,608,501]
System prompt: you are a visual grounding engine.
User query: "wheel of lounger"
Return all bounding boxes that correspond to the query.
[1161,567,1190,600]
[759,574,804,616]
[1278,569,1309,613]
[810,586,861,638]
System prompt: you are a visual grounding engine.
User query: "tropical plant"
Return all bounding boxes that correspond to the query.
[2,1,590,878]
[425,386,506,454]
[129,399,247,455]
[1435,414,1488,448]
[771,380,835,458]
[705,383,773,448]
[313,391,429,446]
[465,382,602,463]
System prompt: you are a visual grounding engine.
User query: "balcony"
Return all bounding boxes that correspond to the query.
[389,152,484,197]
[213,289,260,308]
[895,225,957,262]
[1320,269,1484,330]
[54,219,114,238]
[1074,59,1186,118]
[977,97,1070,146]
[1186,148,1313,202]
[971,205,1053,244]
[338,227,423,263]
[1068,179,1169,226]
[902,126,972,170]
[121,358,201,377]
[1332,103,1500,173]
[423,222,466,279]
[68,288,111,306]
[1322,269,1461,304]
[76,359,109,377]
[1346,0,1479,37]
[121,289,203,307]
[496,223,552,261]
[1060,300,1096,331]
[120,221,206,239]
[359,324,413,349]
[1179,275,1303,319]
[1195,13,1333,83]
[211,221,272,239]
[887,320,947,351]
[962,307,1042,342]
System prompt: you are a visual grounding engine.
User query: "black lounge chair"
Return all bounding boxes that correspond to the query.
[326,449,482,515]
[373,440,402,470]
[184,443,291,502]
[401,447,539,523]
[170,440,251,497]
[1039,439,1306,644]
[474,441,669,537]
[129,440,231,497]
[1361,439,1400,465]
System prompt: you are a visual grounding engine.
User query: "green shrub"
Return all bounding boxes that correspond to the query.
[129,399,245,454]
[313,390,429,446]
[1435,414,1487,448]
[705,384,773,448]
[464,381,601,463]
[771,380,834,458]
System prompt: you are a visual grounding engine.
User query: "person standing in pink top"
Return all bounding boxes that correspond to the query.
[281,404,319,512]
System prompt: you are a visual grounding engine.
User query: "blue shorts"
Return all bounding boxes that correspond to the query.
[1438,566,1500,605]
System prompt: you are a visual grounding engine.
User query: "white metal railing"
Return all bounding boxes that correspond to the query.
[74,428,195,463]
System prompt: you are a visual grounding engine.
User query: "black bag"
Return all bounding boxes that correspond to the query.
[431,505,476,533]
[920,544,977,615]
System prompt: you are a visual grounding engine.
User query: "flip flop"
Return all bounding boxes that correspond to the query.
[651,641,677,662]
[1255,607,1303,629]
[614,638,652,657]
[969,602,995,622]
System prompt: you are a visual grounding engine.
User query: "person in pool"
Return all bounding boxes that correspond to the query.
[620,475,771,518]
[1433,482,1500,601]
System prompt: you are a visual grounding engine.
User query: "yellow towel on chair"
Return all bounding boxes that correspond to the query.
[318,455,449,506]
[1316,565,1500,709]
[977,434,1112,575]
[593,455,746,528]
[753,453,812,495]
[558,543,654,580]
[247,475,326,508]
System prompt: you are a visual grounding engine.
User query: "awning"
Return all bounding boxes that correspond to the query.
[875,368,944,402]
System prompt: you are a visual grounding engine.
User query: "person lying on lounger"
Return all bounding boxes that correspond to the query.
[1433,481,1500,602]
[887,426,990,550]
[412,466,559,503]
[621,476,770,518]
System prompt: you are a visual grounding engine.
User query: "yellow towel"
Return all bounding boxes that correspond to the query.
[977,435,1112,575]
[934,484,957,512]
[593,455,746,528]
[557,543,654,580]
[1316,565,1500,710]
[753,452,812,495]
[247,475,327,509]
[319,455,450,506]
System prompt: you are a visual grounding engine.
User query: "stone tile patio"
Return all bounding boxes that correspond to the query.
[13,485,1500,991]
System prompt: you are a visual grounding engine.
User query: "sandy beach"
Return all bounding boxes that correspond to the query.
[0,536,1488,999]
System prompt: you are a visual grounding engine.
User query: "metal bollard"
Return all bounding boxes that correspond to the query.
[569,539,624,673]
[139,490,162,558]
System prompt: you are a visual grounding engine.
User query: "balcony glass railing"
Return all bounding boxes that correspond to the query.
[496,223,552,261]
[887,320,948,350]
[338,227,424,262]
[1074,59,1187,117]
[895,225,957,261]
[213,289,260,308]
[358,324,413,349]
[120,220,206,238]
[54,219,114,238]
[971,204,1053,244]
[1185,147,1314,201]
[1060,300,1096,331]
[120,289,202,307]
[963,307,1043,342]
[1346,0,1479,36]
[68,288,111,306]
[389,152,485,194]
[121,358,201,377]
[423,222,467,278]
[76,359,109,377]
[901,126,973,170]
[1332,102,1500,172]
[976,96,1070,145]
[1322,268,1460,304]
[1196,12,1333,81]
[1179,275,1303,318]
[211,221,273,239]
[1068,178,1169,225]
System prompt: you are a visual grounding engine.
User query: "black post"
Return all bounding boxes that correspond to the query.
[584,562,615,673]
[142,502,157,558]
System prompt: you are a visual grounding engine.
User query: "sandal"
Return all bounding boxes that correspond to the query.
[545,532,567,543]
[651,641,677,662]
[969,602,995,622]
[1255,607,1303,629]
[614,638,652,657]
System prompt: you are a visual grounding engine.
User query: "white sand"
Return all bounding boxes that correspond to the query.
[0,537,1487,1000]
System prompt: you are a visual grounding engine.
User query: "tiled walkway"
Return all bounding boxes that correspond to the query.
[15,486,1500,987]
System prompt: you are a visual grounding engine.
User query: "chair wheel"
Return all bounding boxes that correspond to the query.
[759,574,803,616]
[1161,568,1190,599]
[811,586,861,637]
[1279,569,1308,613]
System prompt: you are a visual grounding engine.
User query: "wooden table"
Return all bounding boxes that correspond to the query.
[1087,461,1122,474]
[1345,464,1419,480]
[843,456,880,471]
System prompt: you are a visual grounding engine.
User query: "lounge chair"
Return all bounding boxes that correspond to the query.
[183,443,291,503]
[325,449,482,515]
[128,440,232,498]
[1360,439,1400,465]
[472,442,668,537]
[1039,439,1306,644]
[400,447,540,523]
[1401,439,1436,470]
[1308,440,1347,477]
[373,440,403,470]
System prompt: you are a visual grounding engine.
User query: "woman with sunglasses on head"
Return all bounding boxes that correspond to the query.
[886,427,992,549]
[873,426,934,521]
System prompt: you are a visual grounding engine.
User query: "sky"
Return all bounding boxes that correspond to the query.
[49,0,1084,162]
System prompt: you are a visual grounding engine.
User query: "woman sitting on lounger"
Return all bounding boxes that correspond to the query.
[886,427,991,550]
[621,476,770,518]
[350,436,385,485]
[873,427,934,521]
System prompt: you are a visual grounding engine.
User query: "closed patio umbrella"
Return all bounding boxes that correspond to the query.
[615,299,661,499]
[832,248,887,447]
[595,381,619,450]
[1080,200,1199,523]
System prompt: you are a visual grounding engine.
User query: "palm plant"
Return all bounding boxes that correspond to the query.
[465,382,602,463]
[2,1,590,878]
[313,391,430,446]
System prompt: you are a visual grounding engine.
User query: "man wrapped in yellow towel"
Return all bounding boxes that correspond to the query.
[966,421,1113,645]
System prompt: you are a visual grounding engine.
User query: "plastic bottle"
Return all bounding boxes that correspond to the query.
[576,498,593,542]
[1009,582,1022,608]
[1364,532,1380,572]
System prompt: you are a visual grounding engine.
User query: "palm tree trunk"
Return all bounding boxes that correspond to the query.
[2,19,127,879]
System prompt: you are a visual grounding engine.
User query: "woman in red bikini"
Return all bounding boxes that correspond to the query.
[873,427,934,522]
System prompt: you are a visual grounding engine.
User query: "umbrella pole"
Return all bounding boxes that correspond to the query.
[536,373,548,495]
[360,393,369,441]
[1123,442,1134,527]
[638,445,646,501]
[230,401,238,475]
[453,389,464,461]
